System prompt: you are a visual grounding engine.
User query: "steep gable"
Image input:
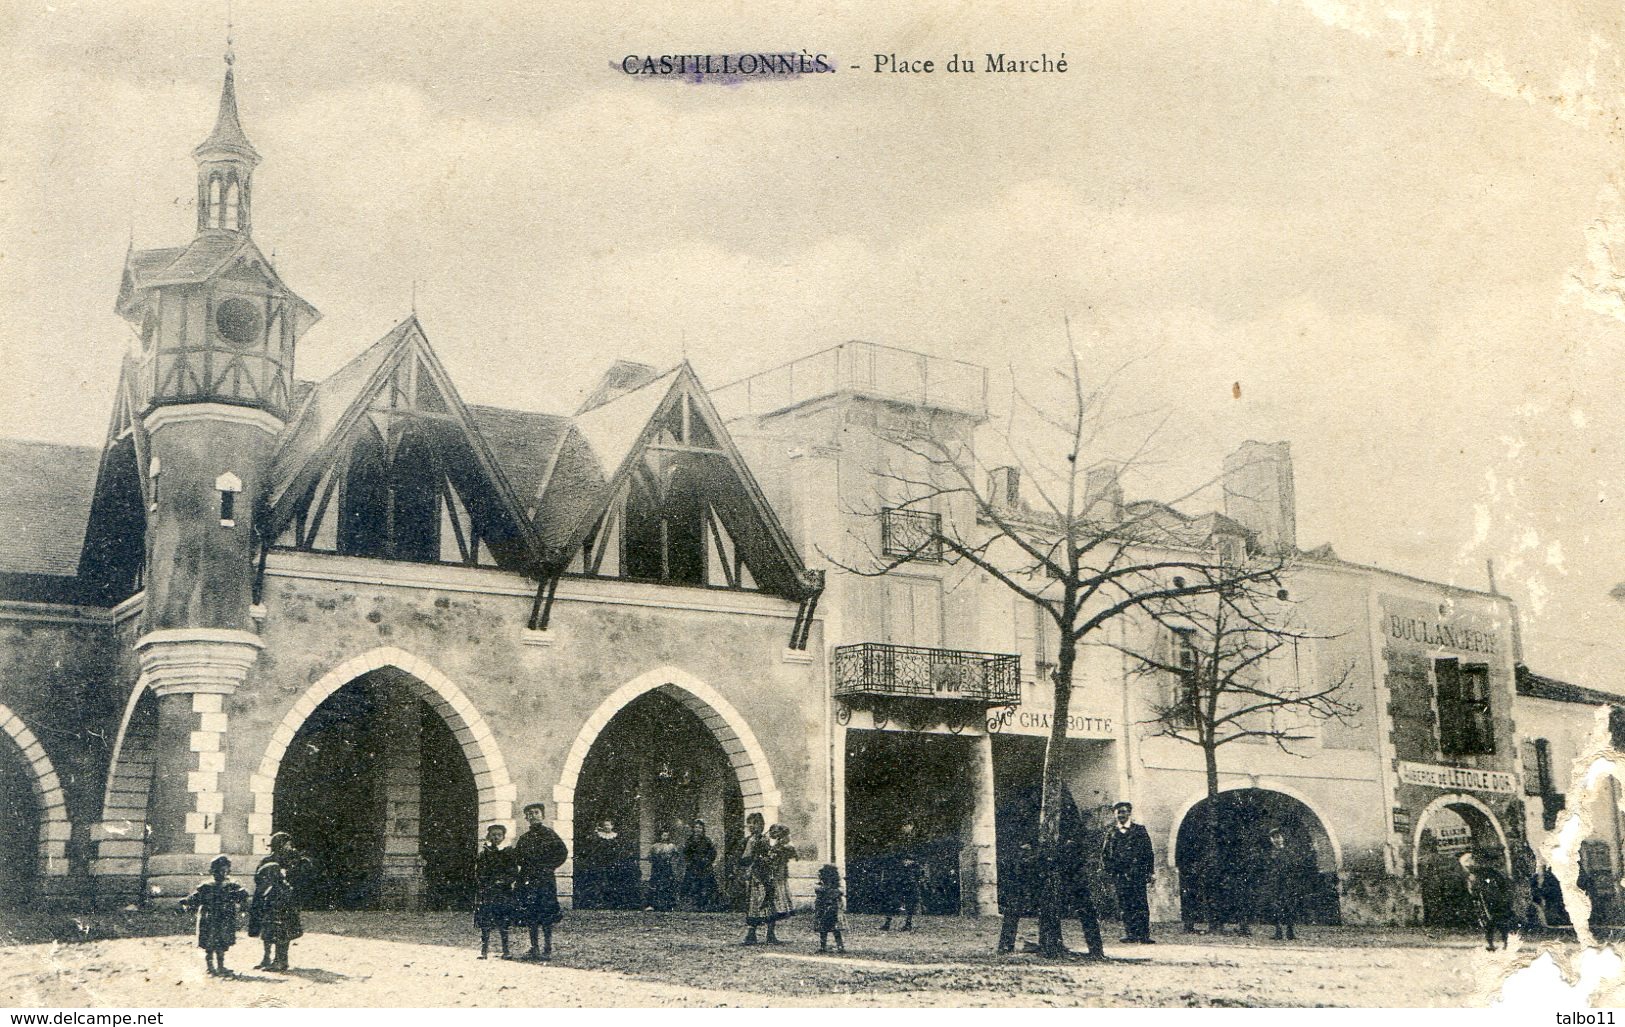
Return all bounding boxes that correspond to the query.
[543,363,816,599]
[264,316,542,570]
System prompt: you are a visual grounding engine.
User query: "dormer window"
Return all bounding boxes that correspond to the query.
[216,471,243,527]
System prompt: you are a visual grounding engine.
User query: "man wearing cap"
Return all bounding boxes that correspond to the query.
[1101,800,1156,944]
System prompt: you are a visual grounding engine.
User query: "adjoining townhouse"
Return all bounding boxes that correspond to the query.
[0,57,831,911]
[725,357,1531,928]
[1514,667,1625,926]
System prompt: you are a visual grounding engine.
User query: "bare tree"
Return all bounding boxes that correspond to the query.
[1121,572,1357,927]
[829,324,1296,958]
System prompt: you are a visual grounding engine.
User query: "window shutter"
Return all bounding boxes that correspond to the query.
[1434,658,1462,754]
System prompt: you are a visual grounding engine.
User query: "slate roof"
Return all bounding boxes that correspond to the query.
[0,439,102,577]
[466,404,574,514]
[1516,665,1625,708]
[194,65,260,162]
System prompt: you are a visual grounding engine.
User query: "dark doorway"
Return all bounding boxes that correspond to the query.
[0,736,39,908]
[845,730,973,915]
[990,735,1118,917]
[572,690,742,909]
[1416,802,1505,928]
[273,672,478,910]
[1176,788,1342,926]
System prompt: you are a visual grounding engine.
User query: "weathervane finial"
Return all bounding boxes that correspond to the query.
[224,0,235,66]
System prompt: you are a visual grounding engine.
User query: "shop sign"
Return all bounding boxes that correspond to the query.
[1380,595,1502,657]
[1397,760,1515,794]
[999,708,1115,739]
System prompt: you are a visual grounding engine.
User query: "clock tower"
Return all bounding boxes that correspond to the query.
[113,49,319,892]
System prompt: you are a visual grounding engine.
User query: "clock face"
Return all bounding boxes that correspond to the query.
[215,296,262,347]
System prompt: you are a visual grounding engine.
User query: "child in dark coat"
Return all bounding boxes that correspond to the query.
[181,854,249,976]
[813,864,847,953]
[474,824,518,959]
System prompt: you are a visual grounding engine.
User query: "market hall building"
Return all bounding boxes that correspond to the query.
[0,53,1619,930]
[0,58,830,910]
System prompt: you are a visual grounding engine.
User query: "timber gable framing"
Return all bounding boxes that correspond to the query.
[549,363,818,602]
[262,316,545,571]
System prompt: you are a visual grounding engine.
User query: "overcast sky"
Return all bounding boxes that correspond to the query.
[2,0,1623,688]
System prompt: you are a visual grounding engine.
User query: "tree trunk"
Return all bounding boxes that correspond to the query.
[1036,638,1077,957]
[1201,743,1221,930]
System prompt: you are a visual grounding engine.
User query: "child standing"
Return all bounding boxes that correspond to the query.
[813,864,847,953]
[181,855,249,976]
[474,824,517,959]
[763,823,797,945]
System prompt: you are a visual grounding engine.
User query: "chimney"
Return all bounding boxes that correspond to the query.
[988,466,1021,508]
[1084,464,1123,521]
[1222,441,1297,555]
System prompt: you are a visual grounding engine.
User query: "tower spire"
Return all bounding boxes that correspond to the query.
[193,19,259,236]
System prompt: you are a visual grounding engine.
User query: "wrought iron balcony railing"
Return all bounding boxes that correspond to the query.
[834,642,1022,706]
[881,508,943,562]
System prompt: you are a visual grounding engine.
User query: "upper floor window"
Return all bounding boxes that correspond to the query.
[623,462,705,585]
[1436,658,1494,756]
[337,426,441,562]
[1522,737,1552,796]
[1170,626,1200,726]
[881,507,943,562]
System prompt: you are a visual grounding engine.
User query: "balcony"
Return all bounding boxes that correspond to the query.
[712,341,989,422]
[834,643,1021,707]
[881,508,943,562]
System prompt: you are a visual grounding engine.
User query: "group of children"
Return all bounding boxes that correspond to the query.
[177,832,306,977]
[735,815,848,952]
[175,818,858,978]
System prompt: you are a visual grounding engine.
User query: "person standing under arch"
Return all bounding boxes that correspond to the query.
[514,803,568,960]
[681,819,718,911]
[738,812,771,944]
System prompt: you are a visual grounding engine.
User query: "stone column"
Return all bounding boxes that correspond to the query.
[963,731,1000,915]
[378,682,425,910]
[135,628,260,897]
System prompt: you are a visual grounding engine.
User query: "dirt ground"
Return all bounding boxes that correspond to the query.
[0,910,1610,1008]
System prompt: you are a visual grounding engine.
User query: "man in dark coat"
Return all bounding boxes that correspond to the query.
[513,802,569,960]
[1460,851,1516,951]
[1261,827,1302,941]
[1060,799,1105,958]
[997,839,1040,954]
[1101,800,1155,943]
[880,821,926,931]
[681,819,718,911]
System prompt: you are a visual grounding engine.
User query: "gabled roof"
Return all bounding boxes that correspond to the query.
[117,234,318,327]
[262,315,545,567]
[0,439,101,577]
[528,362,816,597]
